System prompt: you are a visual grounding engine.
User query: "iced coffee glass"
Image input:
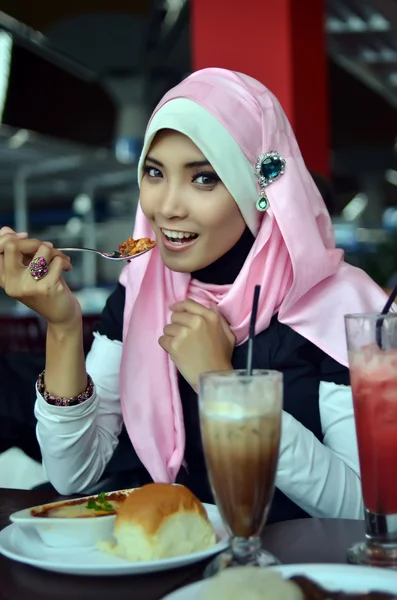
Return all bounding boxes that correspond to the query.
[345,313,397,568]
[199,369,282,574]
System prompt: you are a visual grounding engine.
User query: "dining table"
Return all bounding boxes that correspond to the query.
[0,487,366,600]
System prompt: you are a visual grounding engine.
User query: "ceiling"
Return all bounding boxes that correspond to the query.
[0,125,136,202]
[0,0,395,221]
[326,0,397,108]
[1,1,396,121]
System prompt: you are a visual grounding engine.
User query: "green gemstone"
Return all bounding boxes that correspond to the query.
[257,196,269,211]
[261,156,282,180]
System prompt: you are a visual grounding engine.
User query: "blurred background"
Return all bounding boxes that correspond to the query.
[0,0,396,336]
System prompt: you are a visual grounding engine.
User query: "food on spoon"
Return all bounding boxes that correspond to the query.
[198,567,396,600]
[100,483,216,561]
[118,236,156,256]
[30,491,127,518]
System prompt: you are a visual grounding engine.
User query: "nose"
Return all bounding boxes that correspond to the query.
[157,182,188,220]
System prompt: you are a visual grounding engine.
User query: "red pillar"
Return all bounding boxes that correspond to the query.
[190,0,329,176]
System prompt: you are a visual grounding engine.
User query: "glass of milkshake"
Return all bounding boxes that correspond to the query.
[199,369,282,574]
[345,313,397,568]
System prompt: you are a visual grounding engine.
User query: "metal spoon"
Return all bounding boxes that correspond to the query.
[58,246,154,261]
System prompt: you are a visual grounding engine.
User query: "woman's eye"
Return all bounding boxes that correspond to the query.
[193,172,219,186]
[144,166,162,178]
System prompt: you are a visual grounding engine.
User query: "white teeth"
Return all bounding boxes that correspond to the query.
[161,228,197,240]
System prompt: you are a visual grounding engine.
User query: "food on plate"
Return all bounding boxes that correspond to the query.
[198,567,303,600]
[118,236,156,256]
[198,567,396,600]
[101,483,216,561]
[290,575,396,599]
[30,491,127,518]
[86,492,115,513]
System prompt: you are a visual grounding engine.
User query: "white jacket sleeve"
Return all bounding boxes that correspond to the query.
[276,381,363,519]
[35,333,124,495]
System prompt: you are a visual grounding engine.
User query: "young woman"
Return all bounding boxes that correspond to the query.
[0,68,386,523]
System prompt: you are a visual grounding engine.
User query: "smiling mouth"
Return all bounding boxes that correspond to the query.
[160,228,199,244]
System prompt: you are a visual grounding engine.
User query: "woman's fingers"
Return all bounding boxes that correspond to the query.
[0,237,58,280]
[1,236,41,257]
[0,227,15,235]
[0,228,28,246]
[3,240,48,272]
[3,241,71,289]
[21,241,57,266]
[29,243,72,278]
[0,232,77,326]
[0,232,27,253]
[43,256,72,291]
[3,243,52,294]
[3,239,70,268]
[30,245,72,275]
[0,227,26,236]
[4,250,72,298]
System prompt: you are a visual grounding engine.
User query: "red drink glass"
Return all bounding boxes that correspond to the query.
[345,313,397,568]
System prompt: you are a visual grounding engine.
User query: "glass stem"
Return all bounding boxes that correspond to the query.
[231,536,261,563]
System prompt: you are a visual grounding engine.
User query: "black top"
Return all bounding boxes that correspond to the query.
[96,228,350,523]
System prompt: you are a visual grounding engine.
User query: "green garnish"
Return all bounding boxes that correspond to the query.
[86,492,115,512]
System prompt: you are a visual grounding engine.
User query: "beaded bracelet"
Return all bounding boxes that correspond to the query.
[37,370,94,407]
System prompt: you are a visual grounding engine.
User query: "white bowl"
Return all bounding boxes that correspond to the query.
[10,489,134,548]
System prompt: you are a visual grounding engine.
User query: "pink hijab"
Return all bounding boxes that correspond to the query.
[119,68,386,483]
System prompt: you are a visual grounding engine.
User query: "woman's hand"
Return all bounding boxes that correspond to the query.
[159,299,235,391]
[0,227,81,328]
[0,227,27,277]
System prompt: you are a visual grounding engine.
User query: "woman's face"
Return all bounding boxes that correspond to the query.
[140,130,246,273]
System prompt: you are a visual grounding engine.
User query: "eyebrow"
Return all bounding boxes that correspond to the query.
[145,156,211,169]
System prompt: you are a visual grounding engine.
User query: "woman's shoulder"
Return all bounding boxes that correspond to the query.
[256,317,350,385]
[95,283,126,343]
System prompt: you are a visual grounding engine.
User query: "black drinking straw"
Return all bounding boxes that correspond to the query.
[376,284,397,348]
[246,285,261,376]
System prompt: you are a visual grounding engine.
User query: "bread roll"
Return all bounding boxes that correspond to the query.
[198,567,303,600]
[109,483,216,561]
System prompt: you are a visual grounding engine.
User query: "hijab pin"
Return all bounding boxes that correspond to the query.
[255,151,286,211]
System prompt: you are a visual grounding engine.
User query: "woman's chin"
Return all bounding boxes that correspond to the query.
[159,250,206,274]
[157,237,216,273]
[161,257,196,273]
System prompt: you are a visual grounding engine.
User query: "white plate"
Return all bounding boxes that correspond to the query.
[0,504,228,576]
[162,563,397,598]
